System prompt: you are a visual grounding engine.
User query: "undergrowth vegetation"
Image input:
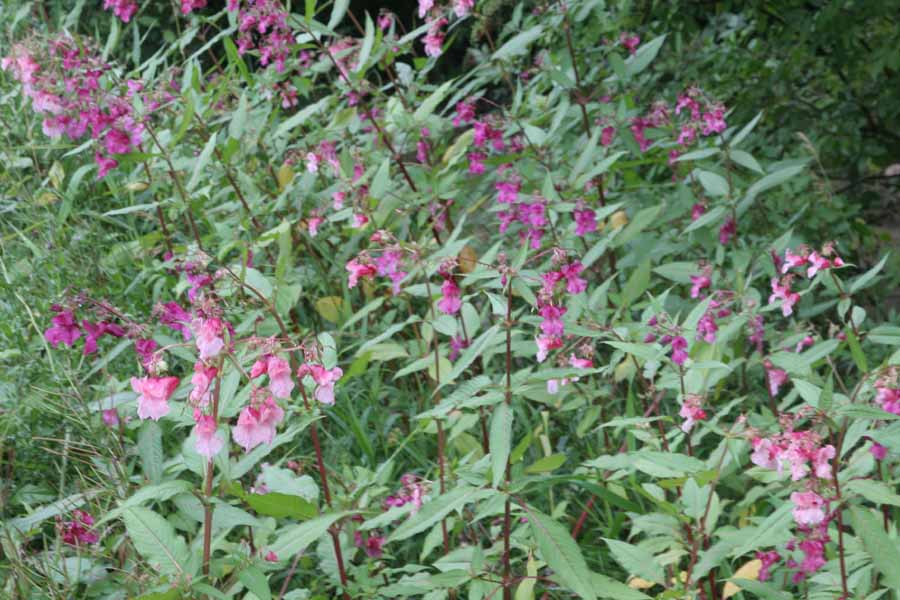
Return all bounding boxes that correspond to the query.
[1,1,899,599]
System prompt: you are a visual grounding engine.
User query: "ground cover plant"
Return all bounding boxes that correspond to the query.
[1,0,899,599]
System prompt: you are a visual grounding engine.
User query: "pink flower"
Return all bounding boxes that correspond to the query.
[305,152,320,173]
[689,274,711,299]
[467,152,486,175]
[691,203,706,221]
[701,108,727,135]
[438,278,462,315]
[44,310,82,348]
[453,100,476,127]
[134,338,157,368]
[782,249,807,274]
[766,364,789,397]
[102,409,120,427]
[679,395,707,433]
[870,442,887,461]
[190,362,218,407]
[131,376,179,421]
[193,413,224,458]
[352,213,369,228]
[811,445,835,479]
[308,216,324,237]
[805,252,830,278]
[103,0,138,22]
[875,385,900,415]
[452,0,474,17]
[750,438,779,471]
[560,262,587,295]
[574,206,597,236]
[194,318,225,360]
[756,550,781,582]
[538,304,566,337]
[718,217,736,245]
[346,258,377,288]
[769,278,800,317]
[600,126,615,146]
[619,32,640,55]
[57,510,99,545]
[264,550,279,562]
[790,491,826,526]
[266,356,295,399]
[535,335,561,363]
[670,336,689,366]
[308,365,343,405]
[423,18,447,58]
[377,12,393,31]
[417,0,434,18]
[232,397,285,452]
[159,302,193,340]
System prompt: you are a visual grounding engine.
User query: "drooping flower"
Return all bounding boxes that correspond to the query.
[689,273,711,299]
[769,277,800,317]
[308,364,343,405]
[670,336,689,366]
[438,278,462,315]
[574,204,597,236]
[266,355,295,399]
[232,397,285,452]
[790,491,826,526]
[44,309,82,348]
[194,318,225,360]
[535,335,562,363]
[131,376,179,421]
[756,550,781,582]
[193,412,224,458]
[560,262,587,295]
[190,362,218,407]
[679,394,707,433]
[346,257,377,288]
[765,363,789,397]
[102,408,120,427]
[718,217,737,245]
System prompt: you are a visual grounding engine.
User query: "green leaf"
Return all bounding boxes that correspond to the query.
[729,111,763,147]
[247,492,318,520]
[327,0,349,29]
[274,97,329,138]
[653,261,700,284]
[269,512,352,558]
[101,480,194,524]
[604,538,665,584]
[137,421,164,485]
[846,480,900,508]
[524,454,566,474]
[187,133,217,192]
[123,507,190,577]
[850,254,889,294]
[625,34,667,77]
[850,506,900,591]
[490,403,513,488]
[238,566,271,600]
[524,506,597,600]
[390,486,493,542]
[415,80,454,122]
[590,573,651,599]
[697,170,729,197]
[493,26,543,61]
[443,325,500,388]
[354,13,375,73]
[739,164,805,213]
[732,502,794,556]
[621,259,651,307]
[229,92,249,140]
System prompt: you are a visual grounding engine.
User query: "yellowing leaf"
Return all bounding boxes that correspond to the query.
[722,559,762,598]
[458,245,478,273]
[277,163,295,191]
[614,357,636,382]
[315,296,343,322]
[610,210,629,229]
[627,576,654,590]
[125,181,149,192]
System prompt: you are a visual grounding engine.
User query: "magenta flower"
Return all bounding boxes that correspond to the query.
[670,336,688,366]
[679,395,707,433]
[535,335,562,363]
[452,0,474,17]
[538,304,566,337]
[560,262,587,295]
[766,364,789,397]
[870,442,887,461]
[600,126,615,146]
[94,153,118,179]
[756,550,781,582]
[102,0,138,22]
[689,274,711,299]
[44,309,82,348]
[267,356,295,399]
[718,217,736,245]
[574,206,597,236]
[691,203,706,221]
[467,152,486,175]
[805,252,830,278]
[193,413,224,458]
[453,100,476,126]
[57,509,99,545]
[790,491,826,526]
[423,18,447,57]
[438,278,462,315]
[232,397,285,452]
[619,32,640,55]
[159,301,193,340]
[134,338,158,368]
[308,216,324,237]
[102,408,120,427]
[131,376,179,421]
[781,249,807,274]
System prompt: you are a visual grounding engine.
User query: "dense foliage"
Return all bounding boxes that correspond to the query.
[1,1,899,599]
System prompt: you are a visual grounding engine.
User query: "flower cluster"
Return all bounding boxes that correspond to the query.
[230,0,294,72]
[679,394,707,432]
[874,367,899,416]
[57,509,99,546]
[644,314,689,366]
[2,34,149,178]
[417,0,474,57]
[534,254,587,363]
[769,243,845,317]
[44,304,126,355]
[384,473,429,513]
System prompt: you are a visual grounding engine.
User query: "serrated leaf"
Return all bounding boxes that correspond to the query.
[187,133,217,192]
[269,511,352,558]
[524,453,565,474]
[625,34,666,77]
[525,507,597,600]
[390,486,493,542]
[137,421,163,485]
[238,566,271,600]
[850,506,900,591]
[492,26,543,61]
[604,539,665,584]
[846,479,900,508]
[123,507,189,577]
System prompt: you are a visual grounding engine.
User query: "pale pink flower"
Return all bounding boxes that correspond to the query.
[190,362,218,407]
[309,365,343,405]
[790,491,826,526]
[438,278,462,315]
[194,318,225,360]
[102,409,120,427]
[131,376,179,421]
[193,413,224,458]
[769,278,799,317]
[782,249,807,274]
[232,397,285,452]
[690,274,711,299]
[535,335,561,363]
[805,252,830,278]
[346,258,377,288]
[679,395,707,433]
[266,355,294,399]
[766,365,789,397]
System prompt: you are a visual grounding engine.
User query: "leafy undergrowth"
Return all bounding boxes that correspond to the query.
[1,1,899,599]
